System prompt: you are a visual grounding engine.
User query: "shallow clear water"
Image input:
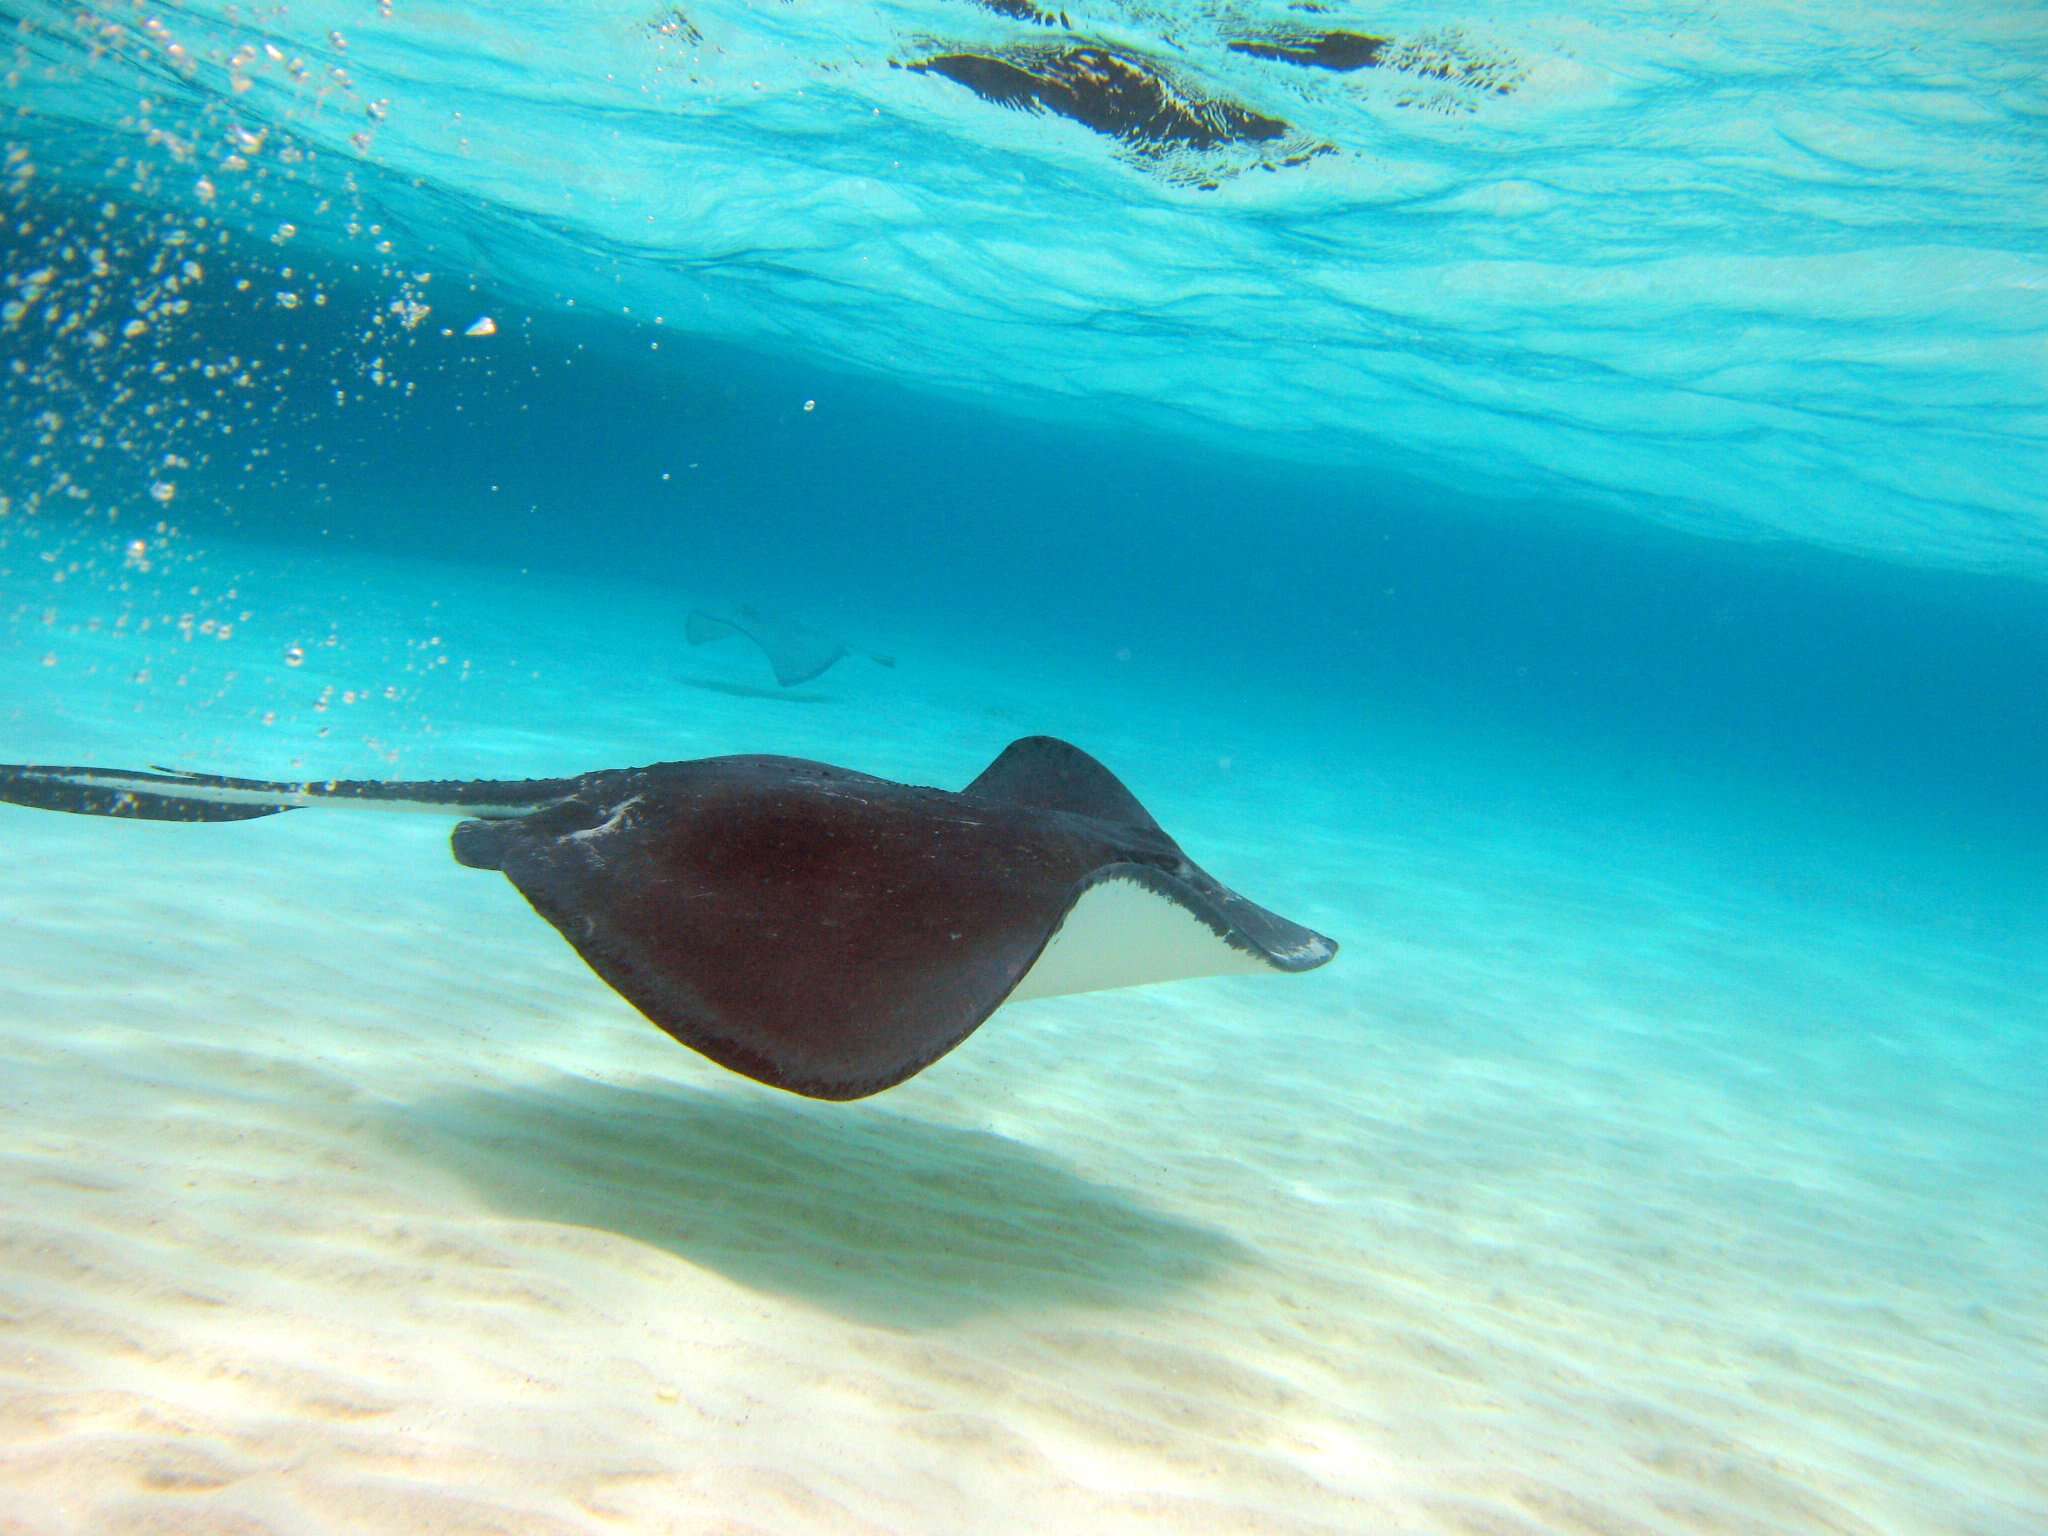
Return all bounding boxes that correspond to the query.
[2,4,2044,1533]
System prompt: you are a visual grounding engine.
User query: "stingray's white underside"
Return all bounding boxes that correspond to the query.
[1008,873,1280,1002]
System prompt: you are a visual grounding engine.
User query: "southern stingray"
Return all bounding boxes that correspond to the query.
[0,737,1334,1099]
[685,605,896,688]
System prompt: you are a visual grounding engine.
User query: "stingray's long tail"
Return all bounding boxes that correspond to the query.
[0,762,576,824]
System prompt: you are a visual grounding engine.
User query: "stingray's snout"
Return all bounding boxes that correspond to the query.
[452,794,616,870]
[451,817,512,870]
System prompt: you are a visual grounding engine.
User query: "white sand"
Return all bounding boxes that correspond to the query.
[2,537,2043,1534]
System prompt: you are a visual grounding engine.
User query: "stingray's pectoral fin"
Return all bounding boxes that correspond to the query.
[964,735,1169,831]
[0,762,299,822]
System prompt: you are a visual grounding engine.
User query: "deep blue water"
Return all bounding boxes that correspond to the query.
[18,245,2044,866]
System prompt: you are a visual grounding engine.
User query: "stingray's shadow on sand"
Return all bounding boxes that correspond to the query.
[678,673,833,705]
[383,1074,1249,1328]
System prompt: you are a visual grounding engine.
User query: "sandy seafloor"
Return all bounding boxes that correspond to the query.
[1,534,2043,1536]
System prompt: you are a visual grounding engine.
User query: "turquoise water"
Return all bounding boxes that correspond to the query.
[2,3,2045,1532]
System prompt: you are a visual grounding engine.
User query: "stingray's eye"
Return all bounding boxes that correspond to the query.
[531,796,609,837]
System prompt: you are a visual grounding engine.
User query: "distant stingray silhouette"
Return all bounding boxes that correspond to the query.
[685,604,897,688]
[0,736,1336,1100]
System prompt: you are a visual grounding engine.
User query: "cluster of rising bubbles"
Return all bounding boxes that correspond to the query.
[2,3,502,754]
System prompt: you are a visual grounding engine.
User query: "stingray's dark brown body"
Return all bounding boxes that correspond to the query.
[0,737,1335,1099]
